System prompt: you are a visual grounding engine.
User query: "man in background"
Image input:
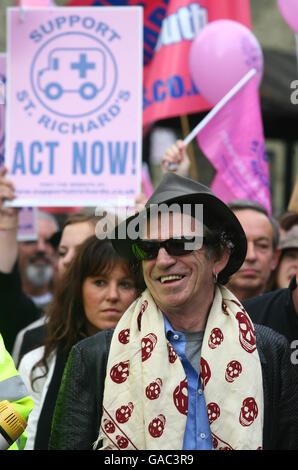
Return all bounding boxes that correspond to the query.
[17,210,59,310]
[226,199,280,301]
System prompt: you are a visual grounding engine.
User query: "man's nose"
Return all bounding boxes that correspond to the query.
[36,237,54,255]
[245,241,257,261]
[155,247,176,267]
[36,238,47,252]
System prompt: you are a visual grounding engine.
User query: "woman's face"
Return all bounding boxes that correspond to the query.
[57,222,95,275]
[82,263,138,335]
[276,249,298,288]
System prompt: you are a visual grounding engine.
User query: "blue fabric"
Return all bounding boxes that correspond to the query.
[163,316,212,450]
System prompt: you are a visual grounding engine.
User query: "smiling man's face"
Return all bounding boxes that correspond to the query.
[141,211,224,319]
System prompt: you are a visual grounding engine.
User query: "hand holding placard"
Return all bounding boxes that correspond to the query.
[0,167,19,230]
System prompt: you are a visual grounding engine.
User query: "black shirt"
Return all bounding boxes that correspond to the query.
[0,263,41,353]
[243,276,298,343]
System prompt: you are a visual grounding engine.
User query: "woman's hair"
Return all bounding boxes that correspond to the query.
[64,207,99,228]
[50,207,120,248]
[31,235,145,387]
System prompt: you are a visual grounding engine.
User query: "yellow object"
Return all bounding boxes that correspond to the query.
[0,333,34,449]
[0,400,27,445]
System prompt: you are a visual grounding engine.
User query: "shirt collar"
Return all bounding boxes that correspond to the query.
[163,313,173,337]
[163,313,183,340]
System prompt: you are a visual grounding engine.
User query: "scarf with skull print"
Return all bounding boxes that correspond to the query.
[96,285,264,450]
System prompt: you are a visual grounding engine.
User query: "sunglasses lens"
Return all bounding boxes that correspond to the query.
[132,241,157,260]
[166,238,195,256]
[132,237,198,260]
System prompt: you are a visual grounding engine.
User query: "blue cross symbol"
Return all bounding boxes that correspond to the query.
[71,53,95,78]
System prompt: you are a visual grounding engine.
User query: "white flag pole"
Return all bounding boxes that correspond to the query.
[295,34,298,76]
[182,68,257,147]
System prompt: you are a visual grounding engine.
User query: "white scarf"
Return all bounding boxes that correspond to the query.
[97,285,264,450]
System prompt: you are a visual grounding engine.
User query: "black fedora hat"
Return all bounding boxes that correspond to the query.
[111,173,247,283]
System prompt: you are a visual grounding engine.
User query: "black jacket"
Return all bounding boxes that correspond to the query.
[243,277,298,344]
[49,324,298,450]
[0,263,41,353]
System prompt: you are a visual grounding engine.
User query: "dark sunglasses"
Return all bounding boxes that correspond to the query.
[131,237,204,261]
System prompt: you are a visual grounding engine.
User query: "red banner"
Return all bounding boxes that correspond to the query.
[66,0,251,125]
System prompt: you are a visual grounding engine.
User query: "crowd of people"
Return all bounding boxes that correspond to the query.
[1,140,298,451]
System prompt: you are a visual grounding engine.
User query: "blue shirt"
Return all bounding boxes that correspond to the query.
[164,316,213,450]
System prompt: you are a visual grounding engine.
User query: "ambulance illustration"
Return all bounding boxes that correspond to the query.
[37,47,106,100]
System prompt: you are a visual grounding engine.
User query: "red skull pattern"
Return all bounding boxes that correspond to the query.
[173,377,188,415]
[207,402,220,425]
[239,397,258,427]
[148,414,166,438]
[116,435,129,449]
[236,311,256,353]
[225,360,242,383]
[110,360,129,384]
[115,402,134,424]
[200,357,211,389]
[118,328,130,345]
[141,333,157,362]
[101,407,137,450]
[103,418,115,434]
[208,328,224,349]
[137,300,148,331]
[146,378,163,400]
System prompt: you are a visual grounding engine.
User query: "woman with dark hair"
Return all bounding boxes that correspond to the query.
[11,206,119,363]
[18,235,144,450]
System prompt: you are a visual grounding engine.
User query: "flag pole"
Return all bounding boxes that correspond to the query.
[182,68,257,147]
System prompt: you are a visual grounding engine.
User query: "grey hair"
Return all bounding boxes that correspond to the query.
[37,209,60,232]
[203,224,235,258]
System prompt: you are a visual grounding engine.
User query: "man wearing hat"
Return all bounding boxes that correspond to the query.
[274,225,298,290]
[49,174,298,451]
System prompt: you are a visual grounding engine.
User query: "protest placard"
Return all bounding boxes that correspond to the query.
[6,7,143,207]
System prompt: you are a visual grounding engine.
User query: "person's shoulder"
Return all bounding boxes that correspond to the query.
[244,288,289,309]
[15,320,47,363]
[72,328,115,357]
[243,289,290,327]
[254,323,289,359]
[254,323,288,343]
[18,344,45,373]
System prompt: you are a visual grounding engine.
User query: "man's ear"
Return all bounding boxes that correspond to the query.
[213,246,231,277]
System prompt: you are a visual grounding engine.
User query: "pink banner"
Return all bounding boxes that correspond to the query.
[197,75,271,215]
[6,7,143,207]
[66,0,252,126]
